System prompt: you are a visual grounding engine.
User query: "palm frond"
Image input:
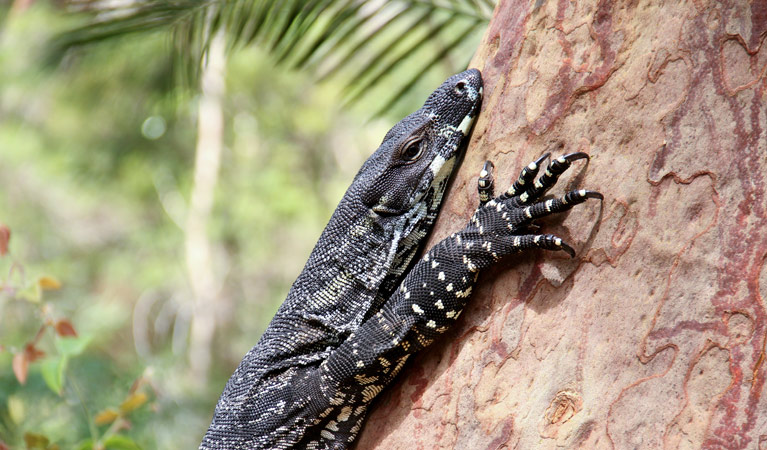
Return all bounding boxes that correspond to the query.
[342,11,462,105]
[371,19,480,117]
[52,0,495,114]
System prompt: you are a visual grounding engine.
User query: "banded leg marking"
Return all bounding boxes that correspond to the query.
[501,152,550,200]
[518,189,603,224]
[504,233,577,258]
[525,152,590,200]
[478,160,495,205]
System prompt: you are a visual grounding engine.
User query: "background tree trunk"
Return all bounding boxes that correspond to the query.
[187,31,226,383]
[359,0,767,448]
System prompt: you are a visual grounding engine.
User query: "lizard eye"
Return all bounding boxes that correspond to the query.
[400,139,424,162]
[454,80,467,96]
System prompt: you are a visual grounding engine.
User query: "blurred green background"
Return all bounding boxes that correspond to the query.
[0,1,489,448]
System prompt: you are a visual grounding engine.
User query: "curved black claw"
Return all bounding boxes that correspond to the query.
[559,240,576,258]
[560,151,590,163]
[583,190,603,200]
[534,152,552,166]
[562,189,603,204]
[478,160,495,205]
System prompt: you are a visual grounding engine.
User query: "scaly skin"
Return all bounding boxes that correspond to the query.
[201,69,602,449]
[202,69,483,449]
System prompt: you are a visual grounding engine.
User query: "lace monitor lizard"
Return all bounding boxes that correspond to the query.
[201,69,602,449]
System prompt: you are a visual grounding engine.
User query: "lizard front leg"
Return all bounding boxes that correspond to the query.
[306,154,602,448]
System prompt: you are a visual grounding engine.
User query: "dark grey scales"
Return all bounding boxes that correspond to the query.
[201,69,602,449]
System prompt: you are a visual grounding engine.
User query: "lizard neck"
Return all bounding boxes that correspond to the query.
[288,153,458,328]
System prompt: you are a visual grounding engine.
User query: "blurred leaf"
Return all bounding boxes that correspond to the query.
[54,319,78,337]
[119,392,148,414]
[40,356,67,395]
[55,335,91,357]
[341,11,466,105]
[18,282,41,303]
[13,343,45,385]
[38,276,62,291]
[104,435,142,450]
[25,343,46,362]
[75,440,95,450]
[8,395,25,424]
[0,224,9,256]
[371,19,479,116]
[94,408,120,426]
[12,352,28,384]
[0,440,9,450]
[52,0,493,113]
[128,377,144,394]
[23,432,50,449]
[40,336,90,395]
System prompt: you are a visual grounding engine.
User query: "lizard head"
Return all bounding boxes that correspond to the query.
[359,68,483,219]
[325,69,482,291]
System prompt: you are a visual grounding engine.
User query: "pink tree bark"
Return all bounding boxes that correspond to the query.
[358,0,767,448]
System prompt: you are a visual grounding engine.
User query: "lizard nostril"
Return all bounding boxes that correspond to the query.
[454,80,467,95]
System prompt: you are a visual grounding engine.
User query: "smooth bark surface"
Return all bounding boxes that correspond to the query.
[359,0,767,448]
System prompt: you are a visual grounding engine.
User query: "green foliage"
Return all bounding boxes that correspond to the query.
[53,0,493,116]
[1,1,488,447]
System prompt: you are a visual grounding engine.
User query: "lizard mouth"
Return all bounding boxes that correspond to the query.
[460,85,482,134]
[371,204,400,217]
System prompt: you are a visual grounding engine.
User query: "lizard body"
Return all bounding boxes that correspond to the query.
[202,69,483,449]
[201,69,602,449]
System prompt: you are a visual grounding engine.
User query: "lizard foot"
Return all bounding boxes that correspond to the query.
[470,153,602,258]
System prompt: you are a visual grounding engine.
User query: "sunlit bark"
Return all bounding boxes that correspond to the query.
[360,1,767,448]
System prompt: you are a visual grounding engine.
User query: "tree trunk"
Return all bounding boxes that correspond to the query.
[187,31,226,383]
[359,1,767,448]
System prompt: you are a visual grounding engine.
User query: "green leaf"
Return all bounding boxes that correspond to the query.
[54,335,91,357]
[51,0,493,112]
[75,439,95,450]
[7,395,25,424]
[371,19,481,116]
[316,5,413,81]
[40,356,68,395]
[104,435,142,450]
[343,12,461,105]
[38,336,91,395]
[18,281,41,303]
